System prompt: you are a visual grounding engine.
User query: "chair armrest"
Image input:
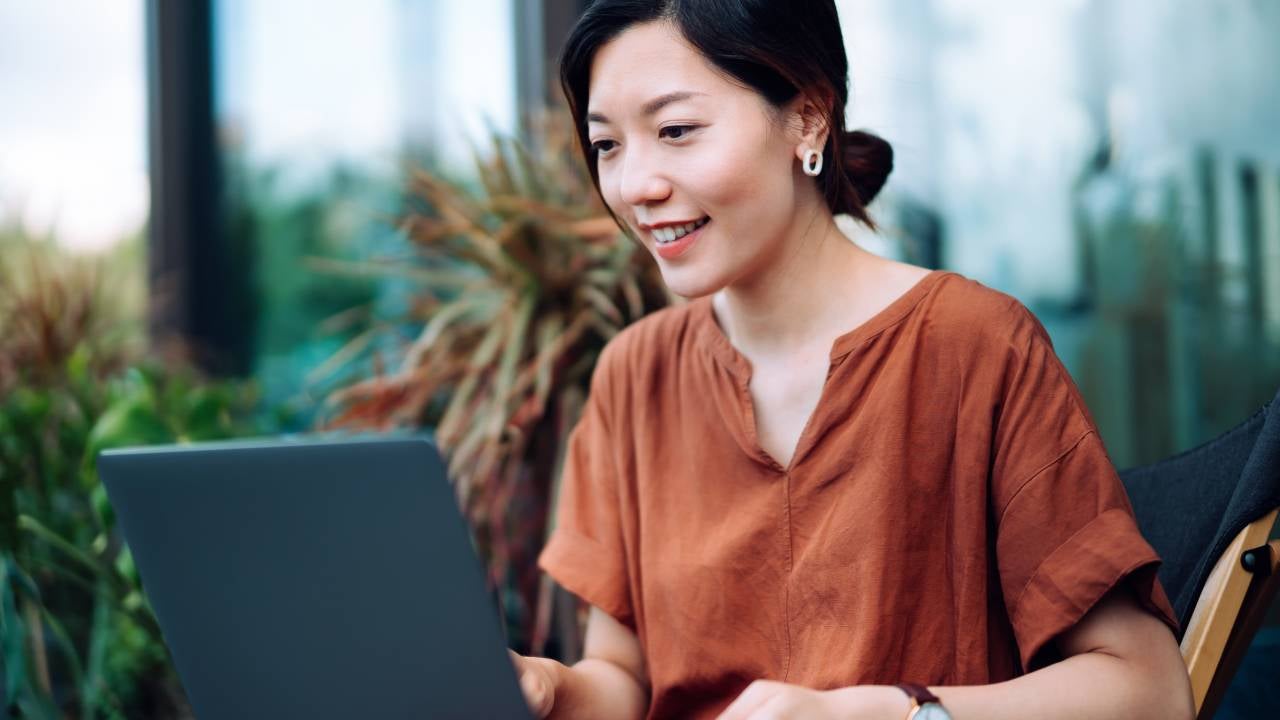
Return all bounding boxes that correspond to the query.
[1181,508,1280,717]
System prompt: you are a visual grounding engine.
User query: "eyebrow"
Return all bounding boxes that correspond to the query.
[587,90,708,124]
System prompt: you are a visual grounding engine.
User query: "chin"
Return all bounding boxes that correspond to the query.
[654,263,730,300]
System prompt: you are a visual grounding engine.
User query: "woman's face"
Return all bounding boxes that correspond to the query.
[587,20,824,298]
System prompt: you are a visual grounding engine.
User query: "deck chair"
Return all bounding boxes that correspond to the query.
[1120,386,1280,719]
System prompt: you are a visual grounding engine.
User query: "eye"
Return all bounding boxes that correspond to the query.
[590,139,617,155]
[660,124,699,141]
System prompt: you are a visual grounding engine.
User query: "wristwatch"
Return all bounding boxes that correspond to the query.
[894,683,953,720]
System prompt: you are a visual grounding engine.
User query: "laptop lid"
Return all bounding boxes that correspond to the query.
[98,436,532,720]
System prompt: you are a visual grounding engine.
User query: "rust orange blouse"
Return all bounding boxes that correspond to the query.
[537,269,1177,719]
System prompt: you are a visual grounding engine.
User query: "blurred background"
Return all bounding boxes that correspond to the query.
[2,0,1277,717]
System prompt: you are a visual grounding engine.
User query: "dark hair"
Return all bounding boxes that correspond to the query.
[560,0,893,230]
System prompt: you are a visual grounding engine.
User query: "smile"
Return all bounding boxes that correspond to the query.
[653,216,709,244]
[652,216,710,260]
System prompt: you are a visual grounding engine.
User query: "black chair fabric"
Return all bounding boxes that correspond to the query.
[1120,386,1280,637]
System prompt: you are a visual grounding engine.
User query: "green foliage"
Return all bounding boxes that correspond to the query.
[1,359,263,718]
[1,226,263,718]
[222,153,393,424]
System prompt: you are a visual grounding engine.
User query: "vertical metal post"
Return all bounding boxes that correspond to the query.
[146,0,250,374]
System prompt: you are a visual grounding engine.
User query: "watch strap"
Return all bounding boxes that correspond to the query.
[895,682,948,719]
[895,682,942,705]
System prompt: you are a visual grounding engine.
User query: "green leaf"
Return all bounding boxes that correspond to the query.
[90,483,115,533]
[38,603,85,694]
[1,559,27,698]
[17,515,109,584]
[13,387,51,424]
[66,343,92,385]
[2,551,43,602]
[181,386,233,442]
[82,582,113,716]
[1,554,62,720]
[121,590,144,614]
[1,464,18,553]
[113,547,138,587]
[81,393,174,489]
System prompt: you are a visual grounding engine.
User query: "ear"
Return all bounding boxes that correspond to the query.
[787,88,833,163]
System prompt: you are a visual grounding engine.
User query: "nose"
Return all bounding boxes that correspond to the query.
[617,144,671,208]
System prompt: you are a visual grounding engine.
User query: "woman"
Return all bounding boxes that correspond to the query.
[510,1,1194,718]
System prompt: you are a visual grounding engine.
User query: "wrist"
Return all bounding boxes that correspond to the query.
[893,683,953,720]
[824,685,913,718]
[881,685,914,718]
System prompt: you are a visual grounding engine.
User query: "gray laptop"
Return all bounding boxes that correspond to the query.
[98,435,532,719]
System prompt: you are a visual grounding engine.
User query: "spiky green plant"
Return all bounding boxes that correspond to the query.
[319,110,673,653]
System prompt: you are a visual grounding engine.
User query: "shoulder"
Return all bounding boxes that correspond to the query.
[921,271,1052,360]
[925,273,1092,431]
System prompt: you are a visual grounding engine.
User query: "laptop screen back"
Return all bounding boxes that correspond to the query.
[99,437,531,720]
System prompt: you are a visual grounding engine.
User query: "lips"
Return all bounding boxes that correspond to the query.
[652,217,710,260]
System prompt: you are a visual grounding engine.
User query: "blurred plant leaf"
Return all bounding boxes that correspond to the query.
[318,107,675,652]
[2,217,262,717]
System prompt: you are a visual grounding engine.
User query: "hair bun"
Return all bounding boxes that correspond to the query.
[841,129,894,206]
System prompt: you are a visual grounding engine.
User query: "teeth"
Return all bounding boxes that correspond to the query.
[654,217,708,244]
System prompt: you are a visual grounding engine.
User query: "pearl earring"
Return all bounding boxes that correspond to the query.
[802,148,823,177]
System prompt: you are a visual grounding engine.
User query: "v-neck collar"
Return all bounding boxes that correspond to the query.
[696,269,953,381]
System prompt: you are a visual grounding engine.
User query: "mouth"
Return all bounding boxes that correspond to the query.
[650,216,710,260]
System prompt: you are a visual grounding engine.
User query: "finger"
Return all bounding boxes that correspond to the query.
[716,680,782,720]
[519,669,553,718]
[509,650,536,686]
[508,651,544,715]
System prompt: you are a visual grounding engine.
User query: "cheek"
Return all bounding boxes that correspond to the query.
[692,141,795,238]
[595,134,793,235]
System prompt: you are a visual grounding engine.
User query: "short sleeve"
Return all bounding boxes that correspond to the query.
[536,358,635,630]
[990,304,1178,671]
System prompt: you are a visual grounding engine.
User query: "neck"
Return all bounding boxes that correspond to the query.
[713,204,879,358]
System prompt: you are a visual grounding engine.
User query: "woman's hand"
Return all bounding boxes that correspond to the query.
[716,680,908,720]
[509,650,561,719]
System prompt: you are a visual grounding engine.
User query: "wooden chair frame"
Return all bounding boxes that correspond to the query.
[1179,507,1280,718]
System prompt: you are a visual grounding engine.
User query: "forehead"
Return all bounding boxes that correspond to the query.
[587,20,729,117]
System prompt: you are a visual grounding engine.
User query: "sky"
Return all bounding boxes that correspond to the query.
[0,0,517,252]
[0,0,149,251]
